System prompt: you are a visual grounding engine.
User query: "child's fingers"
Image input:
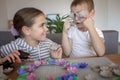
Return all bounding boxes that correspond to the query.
[2,50,21,63]
[50,47,62,59]
[80,17,87,23]
[8,53,16,62]
[57,47,62,53]
[50,51,59,58]
[56,48,62,58]
[63,21,71,33]
[12,53,21,62]
[13,50,20,55]
[7,57,12,62]
[4,56,11,62]
[57,52,62,58]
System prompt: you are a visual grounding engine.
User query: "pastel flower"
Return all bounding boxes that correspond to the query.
[34,61,41,67]
[41,59,46,64]
[26,73,35,80]
[67,67,78,74]
[26,65,33,72]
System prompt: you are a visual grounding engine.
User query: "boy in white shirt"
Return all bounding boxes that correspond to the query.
[62,0,105,57]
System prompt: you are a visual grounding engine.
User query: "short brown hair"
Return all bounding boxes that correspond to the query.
[13,7,44,36]
[71,0,94,12]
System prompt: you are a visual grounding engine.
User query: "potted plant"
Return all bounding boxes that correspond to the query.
[46,14,68,33]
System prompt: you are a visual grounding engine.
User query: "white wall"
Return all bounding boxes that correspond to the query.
[6,0,72,19]
[6,0,108,29]
[0,0,8,30]
[0,0,120,40]
[108,0,120,41]
[94,0,108,30]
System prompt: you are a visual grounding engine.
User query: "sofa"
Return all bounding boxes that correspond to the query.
[102,30,118,54]
[0,30,119,55]
[0,31,15,46]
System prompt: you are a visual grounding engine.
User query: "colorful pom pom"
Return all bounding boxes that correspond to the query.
[17,58,87,80]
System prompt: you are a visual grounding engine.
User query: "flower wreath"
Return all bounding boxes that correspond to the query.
[17,58,88,80]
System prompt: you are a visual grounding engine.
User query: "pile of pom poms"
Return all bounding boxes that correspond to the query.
[17,58,88,80]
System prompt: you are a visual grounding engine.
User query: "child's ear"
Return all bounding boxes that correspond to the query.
[22,26,31,36]
[89,9,95,17]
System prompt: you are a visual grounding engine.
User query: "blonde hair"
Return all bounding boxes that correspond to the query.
[71,0,94,12]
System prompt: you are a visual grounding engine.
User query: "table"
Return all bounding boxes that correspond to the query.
[105,54,120,65]
[7,54,120,80]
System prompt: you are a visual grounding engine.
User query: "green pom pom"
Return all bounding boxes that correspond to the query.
[113,77,120,80]
[21,65,26,69]
[17,76,26,80]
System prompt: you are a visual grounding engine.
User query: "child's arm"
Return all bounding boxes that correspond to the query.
[83,18,105,56]
[0,50,21,65]
[62,21,72,56]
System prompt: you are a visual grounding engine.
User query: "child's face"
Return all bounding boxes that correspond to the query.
[28,14,48,41]
[71,4,93,28]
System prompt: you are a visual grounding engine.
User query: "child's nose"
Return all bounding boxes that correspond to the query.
[44,26,48,32]
[74,15,79,21]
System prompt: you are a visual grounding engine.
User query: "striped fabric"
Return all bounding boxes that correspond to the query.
[0,38,55,60]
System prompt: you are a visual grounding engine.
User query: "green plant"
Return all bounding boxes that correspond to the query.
[46,14,68,33]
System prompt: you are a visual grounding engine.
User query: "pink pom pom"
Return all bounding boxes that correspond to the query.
[41,59,46,64]
[46,75,54,80]
[59,59,65,63]
[67,67,78,74]
[56,60,60,65]
[56,59,65,65]
[62,63,70,69]
[26,73,35,80]
[26,65,33,72]
[34,61,41,67]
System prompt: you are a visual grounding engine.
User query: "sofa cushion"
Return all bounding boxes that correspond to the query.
[102,30,118,54]
[0,31,15,46]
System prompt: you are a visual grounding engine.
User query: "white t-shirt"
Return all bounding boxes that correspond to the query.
[68,26,104,57]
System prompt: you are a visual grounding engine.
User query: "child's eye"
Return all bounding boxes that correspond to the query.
[39,23,47,27]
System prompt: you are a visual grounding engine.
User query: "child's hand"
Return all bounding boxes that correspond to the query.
[50,47,62,59]
[2,50,21,63]
[83,17,94,29]
[63,21,71,33]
